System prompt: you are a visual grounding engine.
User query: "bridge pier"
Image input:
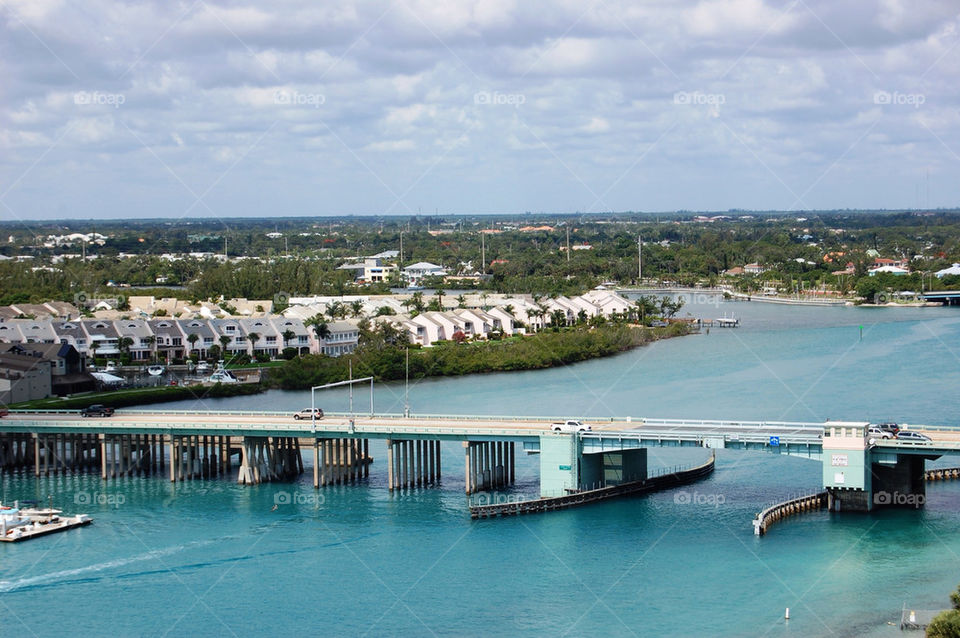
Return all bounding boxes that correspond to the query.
[387,439,441,491]
[464,440,515,495]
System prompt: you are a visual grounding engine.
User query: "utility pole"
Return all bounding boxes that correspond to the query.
[481,232,486,274]
[638,235,642,282]
[566,227,570,263]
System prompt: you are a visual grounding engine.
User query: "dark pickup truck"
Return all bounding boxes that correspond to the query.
[80,404,115,417]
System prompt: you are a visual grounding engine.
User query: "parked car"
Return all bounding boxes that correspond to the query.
[80,404,115,418]
[895,430,931,443]
[294,408,324,420]
[551,420,591,433]
[867,426,893,440]
[878,422,900,435]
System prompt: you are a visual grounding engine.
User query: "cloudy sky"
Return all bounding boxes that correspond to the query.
[2,0,959,220]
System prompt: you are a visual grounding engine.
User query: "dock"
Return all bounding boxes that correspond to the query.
[702,317,740,328]
[470,454,715,519]
[900,606,946,631]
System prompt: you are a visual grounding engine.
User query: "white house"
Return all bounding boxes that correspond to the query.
[935,263,960,278]
[403,262,447,286]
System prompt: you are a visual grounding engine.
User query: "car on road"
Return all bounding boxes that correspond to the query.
[895,430,931,443]
[80,404,114,417]
[867,426,893,440]
[293,408,324,420]
[551,420,591,433]
[878,422,900,435]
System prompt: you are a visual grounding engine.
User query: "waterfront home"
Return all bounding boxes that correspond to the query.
[51,321,90,355]
[321,321,359,357]
[209,319,246,358]
[409,314,446,344]
[148,319,186,362]
[272,317,313,355]
[486,307,521,335]
[83,320,121,358]
[744,263,767,274]
[582,290,633,317]
[239,318,282,357]
[403,262,447,287]
[178,319,217,359]
[113,319,154,360]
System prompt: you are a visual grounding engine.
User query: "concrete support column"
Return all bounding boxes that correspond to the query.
[436,440,441,481]
[169,436,176,482]
[363,439,369,478]
[509,442,515,484]
[34,434,40,477]
[415,440,422,487]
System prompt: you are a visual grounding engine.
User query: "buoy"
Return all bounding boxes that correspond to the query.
[785,608,790,620]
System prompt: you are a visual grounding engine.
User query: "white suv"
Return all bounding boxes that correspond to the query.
[294,408,324,420]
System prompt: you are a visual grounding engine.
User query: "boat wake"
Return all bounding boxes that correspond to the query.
[0,538,215,594]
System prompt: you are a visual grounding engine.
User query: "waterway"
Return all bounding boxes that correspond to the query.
[3,297,960,636]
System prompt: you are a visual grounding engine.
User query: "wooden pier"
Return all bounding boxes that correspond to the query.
[752,491,828,536]
[469,453,715,519]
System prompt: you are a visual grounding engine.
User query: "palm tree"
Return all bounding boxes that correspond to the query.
[350,300,364,318]
[219,334,231,355]
[434,288,445,308]
[247,332,260,355]
[410,291,425,313]
[282,329,296,349]
[456,294,467,309]
[327,301,343,320]
[186,333,199,356]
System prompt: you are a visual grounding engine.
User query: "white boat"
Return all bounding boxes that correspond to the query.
[207,367,239,384]
[147,365,165,376]
[196,362,212,373]
[104,361,118,372]
[0,502,93,542]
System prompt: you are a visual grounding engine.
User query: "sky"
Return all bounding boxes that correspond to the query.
[1,0,959,221]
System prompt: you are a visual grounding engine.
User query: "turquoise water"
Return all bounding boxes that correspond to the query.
[3,300,960,636]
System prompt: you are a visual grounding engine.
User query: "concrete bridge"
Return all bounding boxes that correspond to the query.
[1,411,957,511]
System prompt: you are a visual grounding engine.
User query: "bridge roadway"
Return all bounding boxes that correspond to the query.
[4,411,960,453]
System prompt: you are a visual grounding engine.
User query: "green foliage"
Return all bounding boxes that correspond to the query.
[270,324,687,390]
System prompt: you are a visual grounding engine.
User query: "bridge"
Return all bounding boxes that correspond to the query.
[922,290,960,305]
[1,411,958,513]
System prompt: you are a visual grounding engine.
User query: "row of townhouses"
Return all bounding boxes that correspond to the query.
[381,290,634,346]
[0,317,360,361]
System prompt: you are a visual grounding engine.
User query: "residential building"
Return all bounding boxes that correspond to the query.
[321,321,359,357]
[403,262,447,286]
[0,351,52,404]
[5,343,94,395]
